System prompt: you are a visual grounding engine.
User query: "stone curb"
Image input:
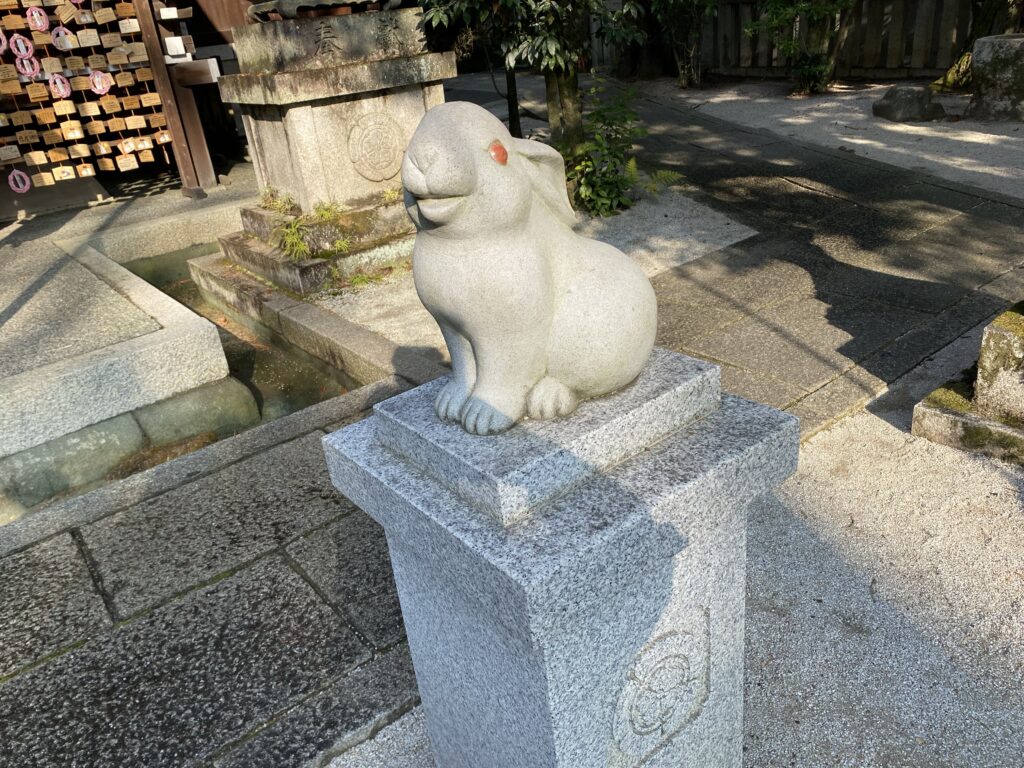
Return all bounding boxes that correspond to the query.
[912,399,1024,463]
[0,377,410,558]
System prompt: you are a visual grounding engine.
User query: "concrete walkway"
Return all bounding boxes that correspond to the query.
[1,80,1022,767]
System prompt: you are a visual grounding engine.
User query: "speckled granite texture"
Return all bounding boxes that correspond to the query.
[324,349,798,768]
[373,348,720,525]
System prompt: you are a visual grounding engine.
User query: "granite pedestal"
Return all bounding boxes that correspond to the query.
[323,348,799,768]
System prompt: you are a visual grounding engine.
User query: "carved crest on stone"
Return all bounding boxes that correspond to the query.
[348,111,403,182]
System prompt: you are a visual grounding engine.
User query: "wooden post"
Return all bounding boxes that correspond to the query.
[134,0,207,198]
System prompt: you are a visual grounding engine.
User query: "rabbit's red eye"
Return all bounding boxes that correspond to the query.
[489,140,508,166]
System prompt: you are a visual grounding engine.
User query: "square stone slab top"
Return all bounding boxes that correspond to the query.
[325,392,798,594]
[0,244,159,379]
[371,348,721,526]
[0,244,227,458]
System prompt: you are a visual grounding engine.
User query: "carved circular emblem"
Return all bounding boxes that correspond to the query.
[8,169,31,194]
[348,112,403,182]
[612,622,710,763]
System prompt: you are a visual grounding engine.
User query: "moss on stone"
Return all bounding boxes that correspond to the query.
[991,301,1024,337]
[923,376,974,414]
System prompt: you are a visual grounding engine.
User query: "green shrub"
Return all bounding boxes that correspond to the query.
[563,83,645,217]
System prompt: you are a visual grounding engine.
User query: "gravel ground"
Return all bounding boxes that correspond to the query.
[640,80,1024,202]
[329,320,1024,768]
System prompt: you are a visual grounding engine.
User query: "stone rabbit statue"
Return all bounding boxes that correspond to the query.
[402,101,657,435]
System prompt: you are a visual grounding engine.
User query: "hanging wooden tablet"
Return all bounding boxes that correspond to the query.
[117,17,138,33]
[76,101,99,117]
[40,56,61,74]
[3,14,28,29]
[148,113,166,128]
[0,143,21,162]
[87,53,106,69]
[70,75,90,91]
[138,148,153,162]
[115,152,137,171]
[120,94,139,110]
[47,147,69,162]
[23,149,46,165]
[135,67,153,82]
[40,127,61,143]
[0,114,9,128]
[135,135,153,150]
[55,3,76,23]
[84,120,105,135]
[124,114,146,130]
[106,50,127,66]
[67,142,89,157]
[31,170,55,186]
[51,164,74,180]
[114,70,133,87]
[74,8,93,23]
[97,156,114,171]
[0,64,15,79]
[92,139,111,154]
[99,31,121,47]
[53,99,76,115]
[139,92,160,108]
[11,111,32,126]
[98,94,119,113]
[31,30,49,46]
[73,27,97,46]
[26,82,49,101]
[114,2,132,17]
[16,128,40,143]
[59,119,83,140]
[76,162,95,177]
[154,129,171,144]
[118,136,135,153]
[33,106,56,123]
[106,115,125,131]
[1,79,23,95]
[93,6,115,23]
[0,0,20,9]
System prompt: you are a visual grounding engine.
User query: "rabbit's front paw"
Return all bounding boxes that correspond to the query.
[436,380,471,423]
[460,396,517,436]
[526,377,579,420]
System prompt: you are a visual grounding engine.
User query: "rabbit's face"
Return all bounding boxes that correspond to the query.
[402,102,532,236]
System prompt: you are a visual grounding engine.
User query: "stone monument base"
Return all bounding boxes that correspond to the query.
[324,349,798,768]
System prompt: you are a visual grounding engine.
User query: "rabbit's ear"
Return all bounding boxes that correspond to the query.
[513,138,577,228]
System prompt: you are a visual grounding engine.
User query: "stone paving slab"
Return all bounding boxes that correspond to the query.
[288,512,405,651]
[215,647,417,768]
[0,533,110,679]
[0,556,368,768]
[81,431,355,618]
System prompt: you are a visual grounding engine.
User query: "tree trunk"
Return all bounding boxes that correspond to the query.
[505,65,522,139]
[544,69,564,144]
[827,8,853,78]
[556,67,584,151]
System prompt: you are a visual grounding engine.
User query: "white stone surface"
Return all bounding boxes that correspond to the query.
[403,102,658,434]
[640,79,1024,201]
[0,244,228,458]
[324,350,799,768]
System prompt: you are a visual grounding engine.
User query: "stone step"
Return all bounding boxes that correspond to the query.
[975,302,1024,421]
[219,232,330,296]
[239,201,414,257]
[371,348,722,526]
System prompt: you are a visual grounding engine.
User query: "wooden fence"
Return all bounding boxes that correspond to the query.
[593,0,975,78]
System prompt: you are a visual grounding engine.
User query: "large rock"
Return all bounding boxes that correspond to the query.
[975,301,1024,421]
[968,34,1024,121]
[872,85,946,122]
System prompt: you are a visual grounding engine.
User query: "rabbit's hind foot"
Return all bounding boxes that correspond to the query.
[526,377,579,421]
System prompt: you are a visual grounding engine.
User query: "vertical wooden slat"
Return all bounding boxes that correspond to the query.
[739,3,753,67]
[864,0,885,67]
[886,0,907,68]
[755,10,772,68]
[838,0,863,75]
[721,1,739,68]
[701,13,715,68]
[935,0,960,67]
[911,0,935,68]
